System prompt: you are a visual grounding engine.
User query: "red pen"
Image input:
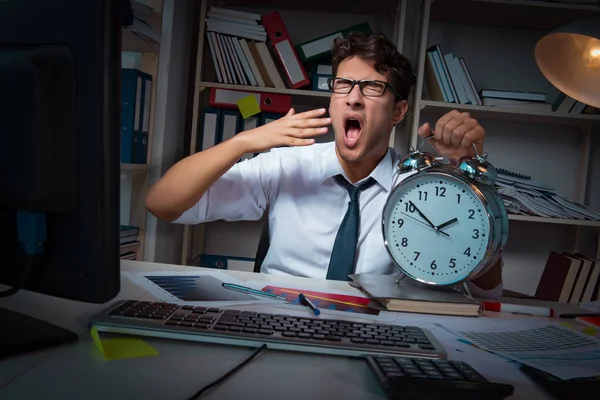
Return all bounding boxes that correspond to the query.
[482,302,554,317]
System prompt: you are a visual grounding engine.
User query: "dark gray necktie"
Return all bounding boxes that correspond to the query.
[326,175,377,281]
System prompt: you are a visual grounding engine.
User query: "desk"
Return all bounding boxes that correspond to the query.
[0,260,593,400]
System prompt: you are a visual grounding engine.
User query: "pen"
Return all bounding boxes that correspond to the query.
[221,283,287,301]
[299,293,320,316]
[482,302,554,317]
[559,312,599,319]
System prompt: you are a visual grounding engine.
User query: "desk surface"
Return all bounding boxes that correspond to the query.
[0,260,594,399]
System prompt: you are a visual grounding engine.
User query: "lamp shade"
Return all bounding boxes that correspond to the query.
[535,17,600,108]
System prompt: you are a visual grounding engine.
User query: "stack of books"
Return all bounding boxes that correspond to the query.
[535,251,600,304]
[124,0,161,44]
[120,224,140,260]
[204,6,371,92]
[424,43,599,115]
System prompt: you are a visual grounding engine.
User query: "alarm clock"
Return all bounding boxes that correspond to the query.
[382,136,509,289]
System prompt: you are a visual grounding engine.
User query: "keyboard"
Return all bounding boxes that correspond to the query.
[366,355,514,399]
[89,300,447,359]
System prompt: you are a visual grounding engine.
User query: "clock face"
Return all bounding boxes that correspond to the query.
[383,173,491,285]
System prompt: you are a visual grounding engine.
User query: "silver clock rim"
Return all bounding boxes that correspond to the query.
[381,166,507,287]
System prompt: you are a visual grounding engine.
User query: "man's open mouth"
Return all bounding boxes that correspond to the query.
[344,115,362,147]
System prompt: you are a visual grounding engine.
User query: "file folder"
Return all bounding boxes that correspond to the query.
[209,87,291,114]
[219,109,240,144]
[237,114,259,162]
[121,68,150,163]
[260,11,310,89]
[197,107,222,152]
[260,112,284,126]
[295,22,372,64]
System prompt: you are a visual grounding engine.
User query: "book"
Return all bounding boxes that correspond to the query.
[575,315,600,329]
[348,273,482,317]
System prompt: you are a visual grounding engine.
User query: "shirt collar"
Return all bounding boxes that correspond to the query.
[320,142,395,192]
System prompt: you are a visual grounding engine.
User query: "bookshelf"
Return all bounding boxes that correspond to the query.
[163,0,600,298]
[407,0,600,295]
[119,0,199,263]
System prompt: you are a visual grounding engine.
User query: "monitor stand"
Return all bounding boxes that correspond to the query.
[0,306,78,358]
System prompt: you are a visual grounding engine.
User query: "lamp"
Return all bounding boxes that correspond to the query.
[535,17,600,108]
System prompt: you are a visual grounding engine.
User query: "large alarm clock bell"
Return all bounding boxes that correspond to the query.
[382,136,509,293]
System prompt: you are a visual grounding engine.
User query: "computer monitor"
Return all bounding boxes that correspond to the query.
[0,0,123,357]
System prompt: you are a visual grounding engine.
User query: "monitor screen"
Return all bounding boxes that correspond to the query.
[0,0,122,304]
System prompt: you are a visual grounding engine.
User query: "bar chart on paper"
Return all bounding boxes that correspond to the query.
[261,285,379,315]
[144,275,257,302]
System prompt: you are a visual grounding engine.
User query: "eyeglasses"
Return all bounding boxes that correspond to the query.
[327,77,400,98]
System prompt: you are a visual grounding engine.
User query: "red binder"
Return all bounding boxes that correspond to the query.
[260,11,310,89]
[209,87,292,114]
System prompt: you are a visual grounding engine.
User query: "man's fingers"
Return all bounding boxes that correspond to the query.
[291,117,332,128]
[288,127,329,137]
[418,122,431,138]
[290,108,328,119]
[285,108,295,117]
[449,119,477,147]
[435,110,460,142]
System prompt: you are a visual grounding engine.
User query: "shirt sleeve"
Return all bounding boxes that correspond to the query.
[172,152,278,225]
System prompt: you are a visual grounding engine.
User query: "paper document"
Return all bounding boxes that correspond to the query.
[122,271,283,307]
[442,318,600,379]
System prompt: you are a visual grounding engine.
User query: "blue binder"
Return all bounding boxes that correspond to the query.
[121,68,152,163]
[218,109,241,145]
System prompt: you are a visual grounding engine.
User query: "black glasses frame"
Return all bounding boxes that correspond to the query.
[327,77,400,98]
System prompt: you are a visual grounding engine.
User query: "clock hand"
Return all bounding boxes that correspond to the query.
[400,212,449,237]
[436,217,458,231]
[408,201,436,229]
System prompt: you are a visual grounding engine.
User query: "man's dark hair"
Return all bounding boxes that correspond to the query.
[331,32,416,102]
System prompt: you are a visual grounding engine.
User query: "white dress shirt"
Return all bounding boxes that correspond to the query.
[174,142,502,298]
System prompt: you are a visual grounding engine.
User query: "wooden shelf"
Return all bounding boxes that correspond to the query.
[121,163,148,172]
[508,214,600,227]
[199,81,331,102]
[217,0,399,15]
[430,0,600,31]
[122,28,160,54]
[419,100,600,127]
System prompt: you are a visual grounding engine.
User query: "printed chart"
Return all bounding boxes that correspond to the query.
[262,285,379,315]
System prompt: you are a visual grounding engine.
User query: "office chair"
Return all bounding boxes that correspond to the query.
[253,210,270,273]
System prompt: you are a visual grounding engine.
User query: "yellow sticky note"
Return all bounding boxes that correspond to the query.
[582,327,597,336]
[91,326,158,360]
[236,95,261,119]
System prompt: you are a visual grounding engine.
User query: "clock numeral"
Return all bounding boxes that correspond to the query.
[405,203,416,213]
[430,260,437,270]
[401,238,408,247]
[464,247,471,257]
[435,186,446,197]
[397,218,404,228]
[472,229,480,239]
[418,191,428,201]
[449,258,456,268]
[468,209,475,219]
[456,194,461,204]
[413,252,420,261]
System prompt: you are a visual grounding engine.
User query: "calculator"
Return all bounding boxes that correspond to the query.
[366,355,514,400]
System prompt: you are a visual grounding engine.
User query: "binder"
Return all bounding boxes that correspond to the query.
[295,22,372,64]
[260,112,284,126]
[209,87,291,114]
[260,11,310,89]
[121,68,148,163]
[197,107,222,152]
[137,73,152,164]
[219,109,240,144]
[237,114,260,162]
[310,64,332,92]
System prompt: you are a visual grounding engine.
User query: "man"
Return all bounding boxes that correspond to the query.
[145,32,503,298]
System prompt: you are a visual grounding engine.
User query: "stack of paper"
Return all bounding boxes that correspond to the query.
[495,174,600,221]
